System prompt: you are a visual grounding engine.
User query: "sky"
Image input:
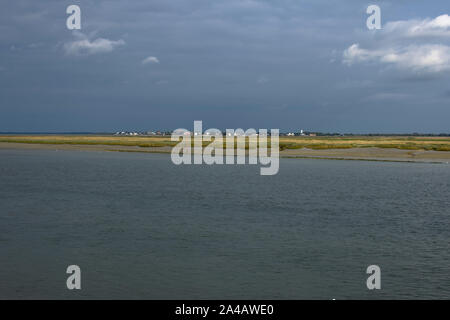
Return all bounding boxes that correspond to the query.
[0,0,449,133]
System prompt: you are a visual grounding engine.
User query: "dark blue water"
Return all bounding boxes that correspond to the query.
[0,149,449,299]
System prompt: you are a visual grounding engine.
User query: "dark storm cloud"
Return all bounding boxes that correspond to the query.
[0,0,449,133]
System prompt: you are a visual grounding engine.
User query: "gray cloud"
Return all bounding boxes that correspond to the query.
[0,0,449,133]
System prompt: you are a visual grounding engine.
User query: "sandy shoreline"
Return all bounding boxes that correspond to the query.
[1,142,450,163]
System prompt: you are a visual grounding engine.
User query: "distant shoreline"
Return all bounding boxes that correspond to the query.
[1,134,450,164]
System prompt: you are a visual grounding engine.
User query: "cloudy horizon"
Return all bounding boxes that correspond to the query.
[1,0,449,133]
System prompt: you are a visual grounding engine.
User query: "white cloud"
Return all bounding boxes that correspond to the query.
[343,14,450,74]
[344,43,450,73]
[64,33,125,55]
[343,44,380,65]
[142,56,160,64]
[384,14,450,38]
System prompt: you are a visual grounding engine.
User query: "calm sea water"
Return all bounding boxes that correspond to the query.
[0,149,449,299]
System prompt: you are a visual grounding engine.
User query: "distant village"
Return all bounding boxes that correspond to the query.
[114,129,318,137]
[115,130,171,136]
[113,130,450,137]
